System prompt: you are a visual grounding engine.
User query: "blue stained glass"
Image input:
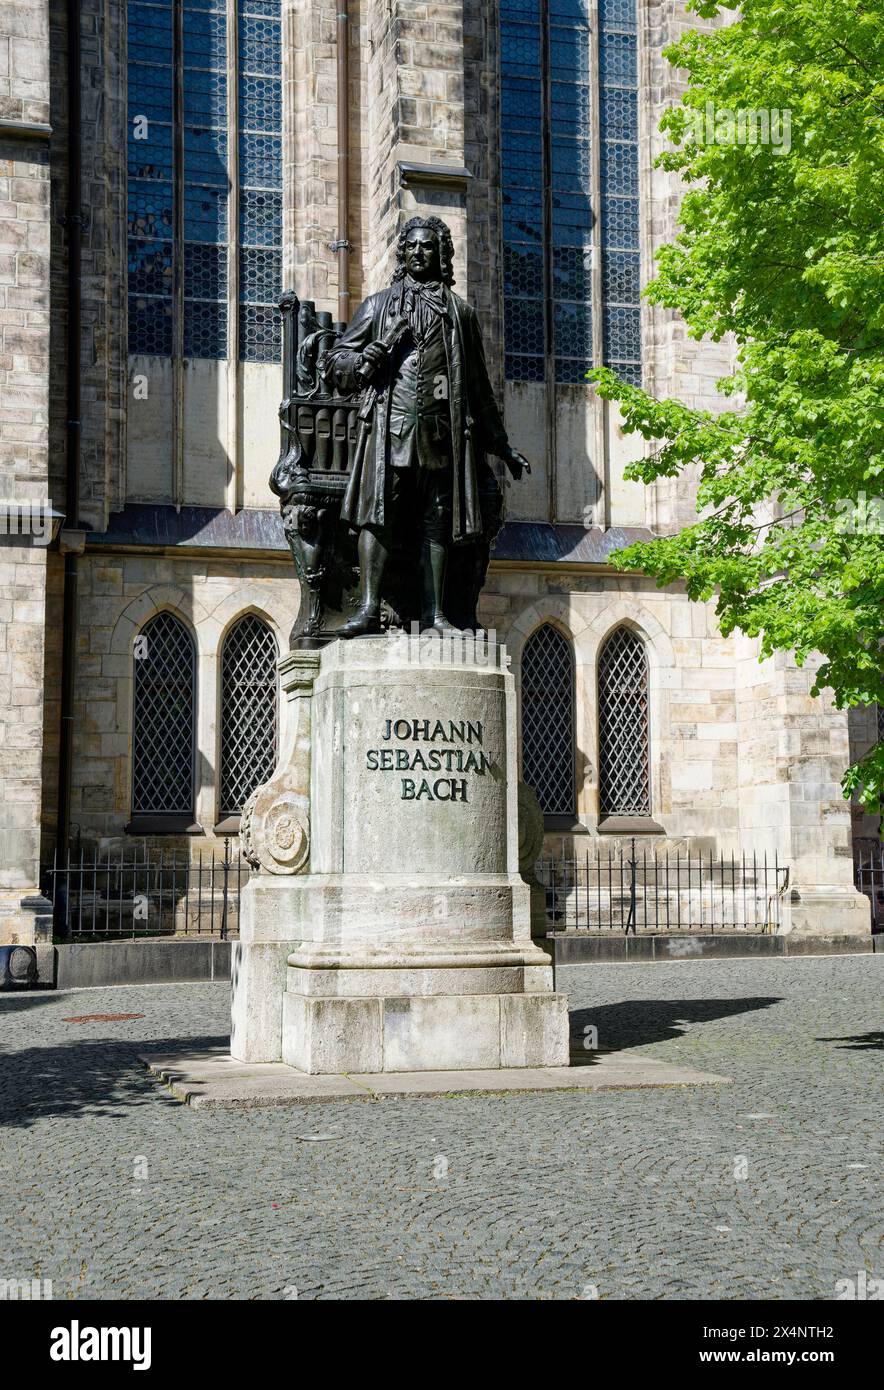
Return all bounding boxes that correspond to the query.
[128,180,174,239]
[599,31,637,87]
[503,190,544,244]
[183,67,227,124]
[500,25,542,78]
[128,3,174,357]
[237,0,282,362]
[184,185,228,241]
[184,298,227,359]
[128,5,172,62]
[501,80,542,125]
[599,0,640,373]
[549,33,591,83]
[552,244,593,300]
[600,87,638,140]
[555,357,593,384]
[239,76,282,130]
[240,304,281,361]
[240,17,281,76]
[551,191,594,244]
[184,241,227,299]
[129,63,173,123]
[505,354,544,382]
[128,295,173,355]
[500,0,539,17]
[499,0,642,384]
[601,140,638,196]
[607,360,642,386]
[554,301,592,358]
[550,136,592,189]
[128,122,173,180]
[603,304,641,360]
[602,249,640,303]
[183,9,226,66]
[599,0,637,30]
[504,243,544,298]
[240,246,281,304]
[183,125,228,183]
[501,128,544,187]
[549,80,592,133]
[239,189,282,245]
[505,298,545,356]
[239,133,282,187]
[549,0,590,20]
[128,238,173,296]
[602,197,640,250]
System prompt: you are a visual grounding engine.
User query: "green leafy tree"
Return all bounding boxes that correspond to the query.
[591,0,884,817]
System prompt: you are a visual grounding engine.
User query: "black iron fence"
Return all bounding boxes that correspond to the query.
[45,841,245,940]
[537,840,789,933]
[855,842,884,932]
[46,836,884,939]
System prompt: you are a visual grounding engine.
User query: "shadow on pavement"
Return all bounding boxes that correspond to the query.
[569,996,783,1056]
[815,1031,883,1051]
[0,1032,227,1130]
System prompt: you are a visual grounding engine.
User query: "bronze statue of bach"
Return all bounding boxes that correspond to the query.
[325,216,531,637]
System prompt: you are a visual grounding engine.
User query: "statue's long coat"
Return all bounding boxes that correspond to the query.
[326,283,509,544]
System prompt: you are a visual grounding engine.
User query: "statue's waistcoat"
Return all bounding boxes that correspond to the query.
[389,311,451,473]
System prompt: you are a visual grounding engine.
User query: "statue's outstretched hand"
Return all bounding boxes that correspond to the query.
[501,445,532,480]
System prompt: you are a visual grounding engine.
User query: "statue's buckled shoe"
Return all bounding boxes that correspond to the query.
[337,608,383,639]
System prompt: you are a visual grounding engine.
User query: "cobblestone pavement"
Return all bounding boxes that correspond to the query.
[1,955,881,1300]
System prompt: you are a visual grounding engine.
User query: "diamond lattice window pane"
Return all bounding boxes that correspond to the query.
[521,624,575,815]
[219,615,278,816]
[132,612,196,815]
[598,626,650,815]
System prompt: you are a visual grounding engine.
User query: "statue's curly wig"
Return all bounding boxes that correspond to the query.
[392,216,456,287]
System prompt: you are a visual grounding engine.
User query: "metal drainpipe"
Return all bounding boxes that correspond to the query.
[54,0,82,936]
[333,3,351,323]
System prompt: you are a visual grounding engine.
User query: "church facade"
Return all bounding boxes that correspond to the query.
[0,0,876,946]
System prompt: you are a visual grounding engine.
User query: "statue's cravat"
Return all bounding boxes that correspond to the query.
[400,275,448,342]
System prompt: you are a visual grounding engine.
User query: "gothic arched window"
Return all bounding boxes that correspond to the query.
[132,611,196,816]
[521,624,576,816]
[499,0,642,385]
[598,625,650,816]
[127,0,283,362]
[219,615,278,817]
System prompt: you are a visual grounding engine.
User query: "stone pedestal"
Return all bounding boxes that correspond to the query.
[779,886,871,938]
[733,639,872,940]
[233,633,569,1072]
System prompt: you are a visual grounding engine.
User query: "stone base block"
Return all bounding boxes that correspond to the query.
[0,890,53,946]
[232,940,299,1063]
[282,990,570,1073]
[779,886,872,938]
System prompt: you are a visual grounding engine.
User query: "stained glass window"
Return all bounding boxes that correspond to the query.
[128,1,174,355]
[126,0,282,362]
[239,1,283,361]
[183,0,229,358]
[500,0,642,386]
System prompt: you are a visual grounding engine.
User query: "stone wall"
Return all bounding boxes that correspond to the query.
[0,0,53,942]
[68,550,748,853]
[68,551,300,845]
